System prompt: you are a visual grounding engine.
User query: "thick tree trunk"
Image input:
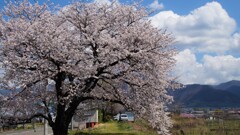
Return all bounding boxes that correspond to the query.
[51,72,98,135]
[52,115,70,135]
[52,125,68,135]
[52,108,73,135]
[52,72,70,135]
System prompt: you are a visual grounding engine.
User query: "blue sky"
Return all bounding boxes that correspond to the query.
[147,0,240,84]
[1,0,240,85]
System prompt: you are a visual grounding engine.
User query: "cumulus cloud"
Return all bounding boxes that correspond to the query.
[174,49,240,85]
[150,2,240,54]
[174,49,205,84]
[94,0,111,5]
[150,1,240,84]
[149,0,164,11]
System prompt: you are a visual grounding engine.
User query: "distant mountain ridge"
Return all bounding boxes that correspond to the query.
[171,80,240,108]
[214,80,240,90]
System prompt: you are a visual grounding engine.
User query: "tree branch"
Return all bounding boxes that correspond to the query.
[28,113,54,127]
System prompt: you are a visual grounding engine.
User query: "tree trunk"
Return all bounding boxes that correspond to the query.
[52,72,71,135]
[102,109,107,122]
[51,105,72,135]
[51,72,92,135]
[52,109,73,135]
[52,125,68,135]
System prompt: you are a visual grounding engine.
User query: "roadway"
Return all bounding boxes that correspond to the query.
[0,127,53,135]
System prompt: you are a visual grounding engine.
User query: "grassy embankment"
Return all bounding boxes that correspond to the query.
[69,116,240,135]
[69,120,158,135]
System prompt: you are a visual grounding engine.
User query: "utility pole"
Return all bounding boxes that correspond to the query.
[44,118,48,135]
[44,79,49,135]
[71,117,73,130]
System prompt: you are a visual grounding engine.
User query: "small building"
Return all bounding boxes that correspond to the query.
[71,109,99,129]
[226,110,240,119]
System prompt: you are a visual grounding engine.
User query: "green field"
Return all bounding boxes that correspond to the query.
[69,120,158,135]
[69,117,240,135]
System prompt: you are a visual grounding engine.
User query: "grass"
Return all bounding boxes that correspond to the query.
[171,115,240,135]
[15,122,43,130]
[69,116,240,135]
[69,120,158,135]
[0,122,43,133]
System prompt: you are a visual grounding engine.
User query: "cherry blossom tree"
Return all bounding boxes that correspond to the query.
[0,0,177,135]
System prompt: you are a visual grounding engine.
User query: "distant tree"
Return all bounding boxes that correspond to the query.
[169,102,184,115]
[97,101,112,122]
[0,0,177,135]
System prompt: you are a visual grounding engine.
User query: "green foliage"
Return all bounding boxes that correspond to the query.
[105,114,113,122]
[98,109,103,123]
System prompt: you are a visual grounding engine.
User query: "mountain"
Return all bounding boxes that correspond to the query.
[171,80,240,108]
[214,80,240,90]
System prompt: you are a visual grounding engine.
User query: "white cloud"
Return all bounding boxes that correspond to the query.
[174,49,240,85]
[150,2,240,54]
[203,55,240,81]
[150,1,240,84]
[94,0,111,6]
[149,0,164,11]
[174,49,205,84]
